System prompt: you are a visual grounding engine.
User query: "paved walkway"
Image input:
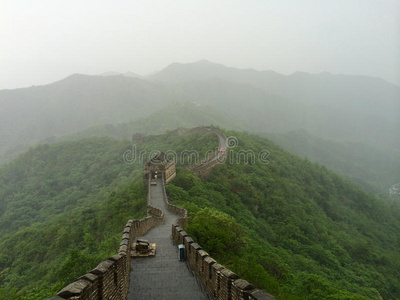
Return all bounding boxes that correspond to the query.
[126,178,209,300]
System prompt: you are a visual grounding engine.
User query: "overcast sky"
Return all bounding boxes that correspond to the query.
[1,0,399,89]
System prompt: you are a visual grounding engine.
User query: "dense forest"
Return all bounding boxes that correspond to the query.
[0,131,217,299]
[166,131,400,300]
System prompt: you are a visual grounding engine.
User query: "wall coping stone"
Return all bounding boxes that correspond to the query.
[198,249,209,258]
[120,239,129,246]
[212,263,224,272]
[250,289,277,300]
[233,279,254,290]
[220,268,239,279]
[57,279,90,298]
[184,236,194,244]
[79,273,98,283]
[108,254,123,262]
[179,230,189,237]
[190,242,202,250]
[90,259,114,275]
[204,256,216,265]
[119,245,128,254]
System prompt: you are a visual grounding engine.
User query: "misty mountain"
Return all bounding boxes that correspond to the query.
[0,74,181,162]
[58,100,246,142]
[266,130,400,194]
[151,60,400,150]
[1,60,399,186]
[53,100,399,195]
[99,71,141,78]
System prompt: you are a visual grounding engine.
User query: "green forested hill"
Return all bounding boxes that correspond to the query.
[0,131,218,299]
[166,131,400,300]
[0,137,147,298]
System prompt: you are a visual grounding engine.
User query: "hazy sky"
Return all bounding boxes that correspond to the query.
[1,0,399,89]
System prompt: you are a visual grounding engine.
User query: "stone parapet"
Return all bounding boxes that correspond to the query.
[171,224,277,300]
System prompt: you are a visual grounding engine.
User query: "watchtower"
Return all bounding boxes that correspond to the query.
[143,152,176,183]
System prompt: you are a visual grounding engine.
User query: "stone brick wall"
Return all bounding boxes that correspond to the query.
[184,127,229,177]
[193,150,228,178]
[161,179,188,228]
[171,225,277,300]
[47,180,164,300]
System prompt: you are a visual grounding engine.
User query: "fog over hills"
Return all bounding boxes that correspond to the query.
[1,61,399,178]
[151,60,400,149]
[0,74,181,162]
[57,101,246,142]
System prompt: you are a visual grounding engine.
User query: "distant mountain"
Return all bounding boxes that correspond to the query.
[1,59,399,166]
[151,59,283,86]
[99,71,141,78]
[0,74,182,163]
[266,130,400,194]
[58,100,247,141]
[151,60,400,150]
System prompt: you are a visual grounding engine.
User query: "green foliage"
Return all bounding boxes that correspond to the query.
[187,208,245,257]
[0,180,147,298]
[0,137,136,236]
[168,131,400,300]
[0,137,148,298]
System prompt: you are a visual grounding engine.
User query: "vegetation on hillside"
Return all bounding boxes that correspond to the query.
[166,131,400,300]
[0,131,218,299]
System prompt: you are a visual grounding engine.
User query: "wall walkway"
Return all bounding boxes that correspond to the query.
[126,177,208,299]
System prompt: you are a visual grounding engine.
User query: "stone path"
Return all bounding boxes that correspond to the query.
[126,178,209,300]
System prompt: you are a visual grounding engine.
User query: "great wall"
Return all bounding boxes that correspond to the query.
[47,127,276,300]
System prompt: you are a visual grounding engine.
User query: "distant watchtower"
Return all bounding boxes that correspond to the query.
[143,152,176,183]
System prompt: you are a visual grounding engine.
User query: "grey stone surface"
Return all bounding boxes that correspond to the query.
[127,178,209,300]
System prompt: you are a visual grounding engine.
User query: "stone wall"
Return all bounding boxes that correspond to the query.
[161,179,187,228]
[185,127,228,177]
[47,180,164,300]
[171,225,277,300]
